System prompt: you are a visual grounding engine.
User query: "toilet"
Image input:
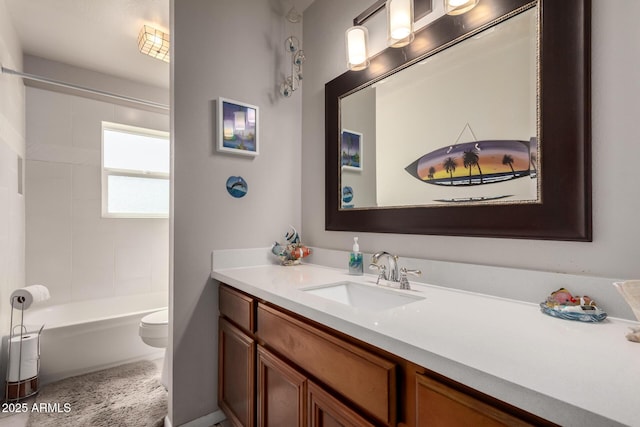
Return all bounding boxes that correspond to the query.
[139,309,169,388]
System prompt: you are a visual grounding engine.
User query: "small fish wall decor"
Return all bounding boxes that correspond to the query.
[226,176,248,198]
[342,186,354,208]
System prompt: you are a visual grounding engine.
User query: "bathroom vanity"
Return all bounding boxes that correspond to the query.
[212,262,640,427]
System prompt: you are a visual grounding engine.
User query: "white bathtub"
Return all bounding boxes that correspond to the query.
[17,292,168,385]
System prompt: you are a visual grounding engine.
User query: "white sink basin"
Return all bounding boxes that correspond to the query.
[302,281,424,310]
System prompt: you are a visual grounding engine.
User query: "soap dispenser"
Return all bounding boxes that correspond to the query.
[349,237,363,275]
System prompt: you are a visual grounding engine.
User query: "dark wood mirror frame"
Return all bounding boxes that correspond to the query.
[325,0,591,241]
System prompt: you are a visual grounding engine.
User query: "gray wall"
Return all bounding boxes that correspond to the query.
[340,87,376,207]
[0,0,25,334]
[302,0,640,280]
[172,0,302,424]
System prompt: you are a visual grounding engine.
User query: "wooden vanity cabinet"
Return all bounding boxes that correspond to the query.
[218,283,553,427]
[219,283,395,427]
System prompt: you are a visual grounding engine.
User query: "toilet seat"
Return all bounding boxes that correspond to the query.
[139,309,168,348]
[141,309,168,326]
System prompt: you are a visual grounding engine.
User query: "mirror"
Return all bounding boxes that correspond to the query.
[341,9,537,209]
[326,0,591,240]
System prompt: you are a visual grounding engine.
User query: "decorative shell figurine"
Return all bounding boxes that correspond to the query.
[271,226,311,266]
[539,288,607,322]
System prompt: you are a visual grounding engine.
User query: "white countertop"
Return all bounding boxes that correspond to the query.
[212,262,640,427]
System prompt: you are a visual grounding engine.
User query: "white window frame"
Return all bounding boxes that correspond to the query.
[101,121,170,219]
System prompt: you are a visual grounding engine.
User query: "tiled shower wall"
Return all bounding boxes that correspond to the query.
[25,86,170,305]
[0,0,25,333]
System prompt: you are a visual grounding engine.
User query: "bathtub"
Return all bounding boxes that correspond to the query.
[14,292,168,386]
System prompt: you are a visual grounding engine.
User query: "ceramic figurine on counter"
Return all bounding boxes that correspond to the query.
[271,226,311,266]
[284,226,300,245]
[625,326,640,343]
[539,287,607,322]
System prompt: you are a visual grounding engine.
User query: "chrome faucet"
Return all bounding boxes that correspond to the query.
[370,251,421,290]
[370,251,399,282]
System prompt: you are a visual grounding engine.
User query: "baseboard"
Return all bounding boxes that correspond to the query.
[178,410,226,427]
[164,415,172,427]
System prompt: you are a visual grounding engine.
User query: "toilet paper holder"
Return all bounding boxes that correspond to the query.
[4,295,45,402]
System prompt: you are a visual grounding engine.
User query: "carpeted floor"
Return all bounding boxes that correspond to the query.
[26,360,167,427]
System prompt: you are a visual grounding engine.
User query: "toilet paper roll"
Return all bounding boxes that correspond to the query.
[7,334,39,382]
[10,285,50,310]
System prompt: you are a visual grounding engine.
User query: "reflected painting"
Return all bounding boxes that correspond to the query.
[405,138,538,203]
[341,130,363,171]
[405,138,536,186]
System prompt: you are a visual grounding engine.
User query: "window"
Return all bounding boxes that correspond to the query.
[102,122,170,218]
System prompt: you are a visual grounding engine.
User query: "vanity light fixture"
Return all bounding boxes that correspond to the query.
[386,0,414,48]
[345,0,415,71]
[345,26,370,71]
[444,0,479,16]
[138,25,170,63]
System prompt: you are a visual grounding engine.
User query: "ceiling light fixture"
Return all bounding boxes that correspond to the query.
[138,25,170,63]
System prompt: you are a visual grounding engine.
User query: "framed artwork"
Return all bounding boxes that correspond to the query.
[217,97,259,156]
[341,129,363,171]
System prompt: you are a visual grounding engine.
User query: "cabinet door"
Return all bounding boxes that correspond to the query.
[258,303,396,425]
[308,381,375,427]
[257,346,306,426]
[219,317,255,427]
[416,373,532,427]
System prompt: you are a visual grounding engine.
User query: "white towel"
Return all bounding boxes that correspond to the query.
[613,280,640,321]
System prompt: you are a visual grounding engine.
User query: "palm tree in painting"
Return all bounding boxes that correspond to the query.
[463,149,483,184]
[427,166,436,180]
[443,157,457,185]
[346,135,353,166]
[502,154,515,177]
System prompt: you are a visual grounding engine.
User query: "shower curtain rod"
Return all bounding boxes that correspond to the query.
[1,66,169,111]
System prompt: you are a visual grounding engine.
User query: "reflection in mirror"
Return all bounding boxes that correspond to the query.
[340,8,537,209]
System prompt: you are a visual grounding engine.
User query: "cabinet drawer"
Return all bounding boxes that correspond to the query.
[257,303,396,426]
[219,284,255,332]
[416,373,533,427]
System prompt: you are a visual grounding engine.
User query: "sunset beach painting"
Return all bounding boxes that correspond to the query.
[405,139,535,187]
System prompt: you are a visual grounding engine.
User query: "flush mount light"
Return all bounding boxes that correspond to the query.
[138,25,170,63]
[386,0,414,48]
[444,0,479,16]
